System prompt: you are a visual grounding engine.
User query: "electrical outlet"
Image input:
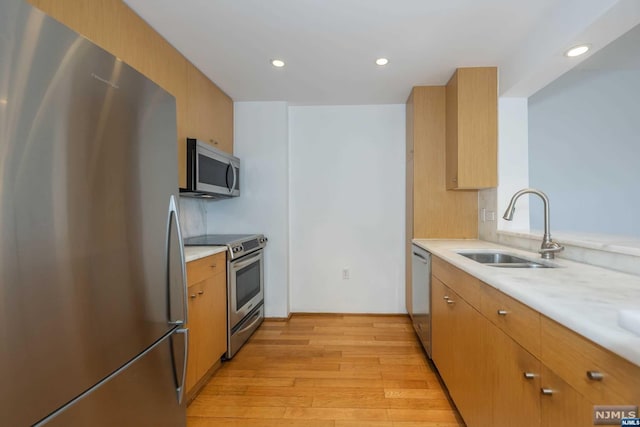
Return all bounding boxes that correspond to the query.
[342,268,350,280]
[480,208,487,222]
[487,211,497,221]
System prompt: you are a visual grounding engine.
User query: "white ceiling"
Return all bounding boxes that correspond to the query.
[123,0,640,105]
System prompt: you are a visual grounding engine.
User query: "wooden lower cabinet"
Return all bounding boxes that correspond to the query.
[185,253,227,399]
[432,277,491,427]
[430,256,639,427]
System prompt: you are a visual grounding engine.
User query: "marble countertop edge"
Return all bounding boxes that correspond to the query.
[184,245,227,262]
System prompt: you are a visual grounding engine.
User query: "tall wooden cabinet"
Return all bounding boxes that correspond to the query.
[405,87,478,312]
[29,0,234,189]
[406,69,497,313]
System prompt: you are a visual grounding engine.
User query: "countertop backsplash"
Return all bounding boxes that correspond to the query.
[179,196,207,239]
[479,187,640,277]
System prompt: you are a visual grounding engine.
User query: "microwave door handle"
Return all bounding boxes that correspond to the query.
[231,161,237,193]
[224,162,233,193]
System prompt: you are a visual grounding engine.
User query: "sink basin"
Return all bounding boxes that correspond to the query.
[457,251,555,268]
[618,310,640,336]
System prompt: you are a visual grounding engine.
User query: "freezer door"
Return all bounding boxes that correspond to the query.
[0,2,185,426]
[37,330,187,427]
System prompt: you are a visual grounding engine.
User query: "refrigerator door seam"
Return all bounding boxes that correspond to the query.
[33,329,180,426]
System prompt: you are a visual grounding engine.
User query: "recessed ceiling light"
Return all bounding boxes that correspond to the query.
[375,58,389,66]
[565,45,590,58]
[271,59,285,68]
[0,98,7,105]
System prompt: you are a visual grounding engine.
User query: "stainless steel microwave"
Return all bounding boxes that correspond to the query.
[181,138,240,199]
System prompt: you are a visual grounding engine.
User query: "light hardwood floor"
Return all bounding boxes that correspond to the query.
[187,314,465,426]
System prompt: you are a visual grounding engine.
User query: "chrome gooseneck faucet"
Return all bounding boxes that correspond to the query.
[503,188,564,259]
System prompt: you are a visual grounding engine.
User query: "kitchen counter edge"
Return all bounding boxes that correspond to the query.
[184,246,227,263]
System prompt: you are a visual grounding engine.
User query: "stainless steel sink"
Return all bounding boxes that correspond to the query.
[457,251,555,268]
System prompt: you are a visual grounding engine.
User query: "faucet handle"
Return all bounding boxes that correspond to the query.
[539,240,564,259]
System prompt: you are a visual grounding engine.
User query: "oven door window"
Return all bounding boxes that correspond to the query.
[236,259,261,310]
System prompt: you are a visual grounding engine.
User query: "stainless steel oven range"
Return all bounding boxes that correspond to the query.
[184,234,267,358]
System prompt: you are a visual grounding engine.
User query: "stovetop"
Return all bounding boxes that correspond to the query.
[184,234,257,246]
[184,234,267,260]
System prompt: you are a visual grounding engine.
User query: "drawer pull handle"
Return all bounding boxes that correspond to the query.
[523,372,535,380]
[189,294,197,299]
[541,388,553,395]
[497,309,508,316]
[210,264,217,268]
[198,290,204,295]
[446,299,455,305]
[443,296,450,300]
[587,371,603,381]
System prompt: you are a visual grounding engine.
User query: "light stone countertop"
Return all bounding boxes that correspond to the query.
[184,246,227,263]
[413,239,640,367]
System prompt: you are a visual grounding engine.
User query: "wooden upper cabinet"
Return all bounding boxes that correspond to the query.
[186,66,233,153]
[446,67,498,190]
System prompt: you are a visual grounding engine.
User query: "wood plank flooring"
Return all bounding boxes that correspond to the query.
[187,314,465,426]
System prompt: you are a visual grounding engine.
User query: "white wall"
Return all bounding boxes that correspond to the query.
[289,105,406,313]
[205,102,290,318]
[498,98,530,232]
[478,98,530,243]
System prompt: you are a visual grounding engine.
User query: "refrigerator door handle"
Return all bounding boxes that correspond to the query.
[167,195,188,325]
[171,327,189,404]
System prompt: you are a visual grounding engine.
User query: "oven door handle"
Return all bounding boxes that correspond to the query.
[232,251,262,270]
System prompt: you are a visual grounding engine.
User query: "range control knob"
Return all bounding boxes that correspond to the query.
[232,246,242,253]
[259,237,268,243]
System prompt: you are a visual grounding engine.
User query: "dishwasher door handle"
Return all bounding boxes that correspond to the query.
[413,252,429,264]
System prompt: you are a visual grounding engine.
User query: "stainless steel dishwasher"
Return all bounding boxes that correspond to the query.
[411,244,432,358]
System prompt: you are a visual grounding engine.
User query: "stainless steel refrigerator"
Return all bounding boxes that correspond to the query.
[0,1,188,425]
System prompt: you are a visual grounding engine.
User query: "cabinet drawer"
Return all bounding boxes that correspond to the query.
[432,256,480,307]
[187,252,226,286]
[480,284,540,357]
[541,316,640,405]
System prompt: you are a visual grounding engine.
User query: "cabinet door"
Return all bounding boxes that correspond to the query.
[431,277,491,426]
[198,272,227,371]
[489,324,541,427]
[186,66,233,154]
[445,67,497,190]
[431,277,454,382]
[185,283,201,393]
[540,366,595,427]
